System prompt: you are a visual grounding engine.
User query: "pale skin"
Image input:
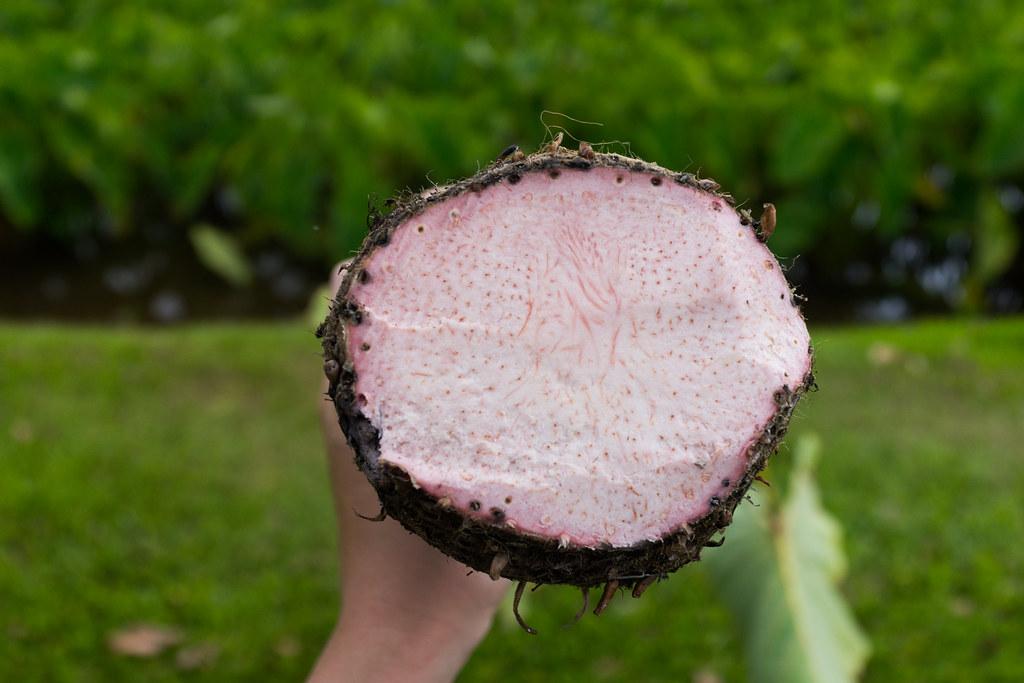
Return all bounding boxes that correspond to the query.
[308,264,509,683]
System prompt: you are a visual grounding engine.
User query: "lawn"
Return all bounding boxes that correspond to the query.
[1,318,1022,682]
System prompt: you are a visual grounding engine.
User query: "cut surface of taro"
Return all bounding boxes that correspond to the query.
[321,150,812,588]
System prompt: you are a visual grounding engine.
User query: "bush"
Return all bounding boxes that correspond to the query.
[1,1,1021,308]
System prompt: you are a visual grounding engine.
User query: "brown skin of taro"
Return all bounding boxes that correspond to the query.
[317,149,814,589]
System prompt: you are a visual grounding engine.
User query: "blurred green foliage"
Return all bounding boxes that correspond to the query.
[1,1,1022,290]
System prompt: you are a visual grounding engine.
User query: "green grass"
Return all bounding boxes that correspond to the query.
[1,318,1022,682]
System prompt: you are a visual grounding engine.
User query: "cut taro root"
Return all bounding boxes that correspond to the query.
[319,144,813,597]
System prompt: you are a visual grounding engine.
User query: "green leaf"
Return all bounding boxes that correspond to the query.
[973,191,1019,286]
[977,82,1024,175]
[188,224,252,287]
[770,106,847,185]
[0,124,43,227]
[706,435,871,683]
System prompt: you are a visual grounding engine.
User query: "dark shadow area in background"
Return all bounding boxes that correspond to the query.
[2,220,1021,325]
[0,231,325,324]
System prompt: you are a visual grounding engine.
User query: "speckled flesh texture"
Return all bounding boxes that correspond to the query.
[319,149,813,590]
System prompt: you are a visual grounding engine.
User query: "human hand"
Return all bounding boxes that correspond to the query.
[308,263,509,683]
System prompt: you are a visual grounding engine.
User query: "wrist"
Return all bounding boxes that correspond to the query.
[310,602,494,683]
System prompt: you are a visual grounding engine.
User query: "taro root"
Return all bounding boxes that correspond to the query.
[318,144,813,622]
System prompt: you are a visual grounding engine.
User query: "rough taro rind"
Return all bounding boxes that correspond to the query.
[317,147,814,590]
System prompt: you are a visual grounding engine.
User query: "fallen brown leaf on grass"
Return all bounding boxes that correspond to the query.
[693,667,723,683]
[868,342,900,366]
[107,624,182,657]
[9,418,34,444]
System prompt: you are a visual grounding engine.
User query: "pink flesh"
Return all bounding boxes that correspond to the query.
[347,167,811,548]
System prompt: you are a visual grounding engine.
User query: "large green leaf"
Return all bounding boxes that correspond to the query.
[706,435,870,683]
